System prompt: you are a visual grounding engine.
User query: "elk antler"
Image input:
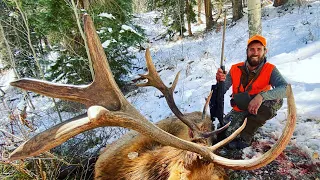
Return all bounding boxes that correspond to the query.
[9,14,296,172]
[201,91,230,139]
[137,49,201,134]
[137,49,224,138]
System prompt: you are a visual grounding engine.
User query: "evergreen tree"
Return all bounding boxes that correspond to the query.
[0,1,41,77]
[204,0,213,30]
[149,0,196,39]
[1,0,145,87]
[232,0,243,22]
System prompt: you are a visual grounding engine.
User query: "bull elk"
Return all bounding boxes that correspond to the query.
[7,14,296,179]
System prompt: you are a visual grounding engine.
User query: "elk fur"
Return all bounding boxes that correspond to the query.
[95,112,226,180]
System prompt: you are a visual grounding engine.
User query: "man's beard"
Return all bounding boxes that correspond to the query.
[247,54,266,67]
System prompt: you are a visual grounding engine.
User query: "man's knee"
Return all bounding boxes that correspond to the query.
[249,105,273,123]
[240,99,284,143]
[250,99,284,122]
[262,99,284,119]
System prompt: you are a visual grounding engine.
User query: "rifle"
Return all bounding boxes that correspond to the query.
[209,10,227,127]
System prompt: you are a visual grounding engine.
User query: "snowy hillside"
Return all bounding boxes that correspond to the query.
[127,2,320,178]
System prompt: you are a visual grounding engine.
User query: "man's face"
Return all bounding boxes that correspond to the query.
[247,42,267,67]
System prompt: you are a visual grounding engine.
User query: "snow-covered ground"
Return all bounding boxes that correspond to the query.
[0,1,319,168]
[127,2,320,161]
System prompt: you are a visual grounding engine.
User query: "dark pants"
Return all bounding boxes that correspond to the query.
[219,99,283,144]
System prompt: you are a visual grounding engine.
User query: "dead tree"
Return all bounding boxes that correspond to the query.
[7,14,297,179]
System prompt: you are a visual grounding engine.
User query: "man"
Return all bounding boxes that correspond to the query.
[216,34,288,149]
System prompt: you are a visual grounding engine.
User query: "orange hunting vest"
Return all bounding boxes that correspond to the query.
[230,62,275,111]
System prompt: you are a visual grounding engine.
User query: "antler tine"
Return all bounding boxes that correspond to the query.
[199,90,231,139]
[170,69,180,93]
[209,120,245,151]
[201,121,231,139]
[9,114,93,160]
[83,14,128,109]
[202,90,213,120]
[137,48,201,134]
[10,79,91,106]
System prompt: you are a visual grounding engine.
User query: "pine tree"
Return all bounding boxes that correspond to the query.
[149,0,196,39]
[204,0,213,30]
[232,0,243,22]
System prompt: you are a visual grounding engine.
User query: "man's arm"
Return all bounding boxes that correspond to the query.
[224,71,232,94]
[216,68,232,94]
[260,67,288,100]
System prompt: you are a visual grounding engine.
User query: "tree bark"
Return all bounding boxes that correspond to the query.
[232,0,243,21]
[204,0,214,30]
[273,0,289,7]
[247,0,262,37]
[186,0,193,36]
[81,0,90,9]
[197,0,203,24]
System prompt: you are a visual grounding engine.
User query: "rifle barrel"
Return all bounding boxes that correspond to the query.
[220,11,227,67]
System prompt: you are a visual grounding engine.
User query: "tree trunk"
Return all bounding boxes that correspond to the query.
[177,1,185,37]
[186,0,193,36]
[197,0,203,24]
[273,0,289,7]
[204,0,214,30]
[232,0,243,21]
[213,1,223,23]
[243,0,248,7]
[81,0,90,9]
[247,0,262,37]
[133,0,148,13]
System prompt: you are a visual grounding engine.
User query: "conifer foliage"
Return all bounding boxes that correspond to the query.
[148,0,196,39]
[0,0,145,87]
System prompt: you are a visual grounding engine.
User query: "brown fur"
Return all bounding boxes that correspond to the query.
[94,112,227,180]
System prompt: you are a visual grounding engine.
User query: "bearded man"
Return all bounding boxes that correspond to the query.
[215,35,288,149]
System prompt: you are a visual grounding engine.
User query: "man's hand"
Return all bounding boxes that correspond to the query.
[248,94,263,115]
[216,68,227,82]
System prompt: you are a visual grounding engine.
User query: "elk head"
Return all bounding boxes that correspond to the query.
[7,14,296,179]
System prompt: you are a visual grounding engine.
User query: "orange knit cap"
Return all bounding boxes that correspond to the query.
[247,34,267,47]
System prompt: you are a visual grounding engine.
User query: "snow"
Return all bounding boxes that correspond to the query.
[120,24,143,36]
[102,40,111,48]
[0,69,15,92]
[0,1,319,164]
[98,12,115,19]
